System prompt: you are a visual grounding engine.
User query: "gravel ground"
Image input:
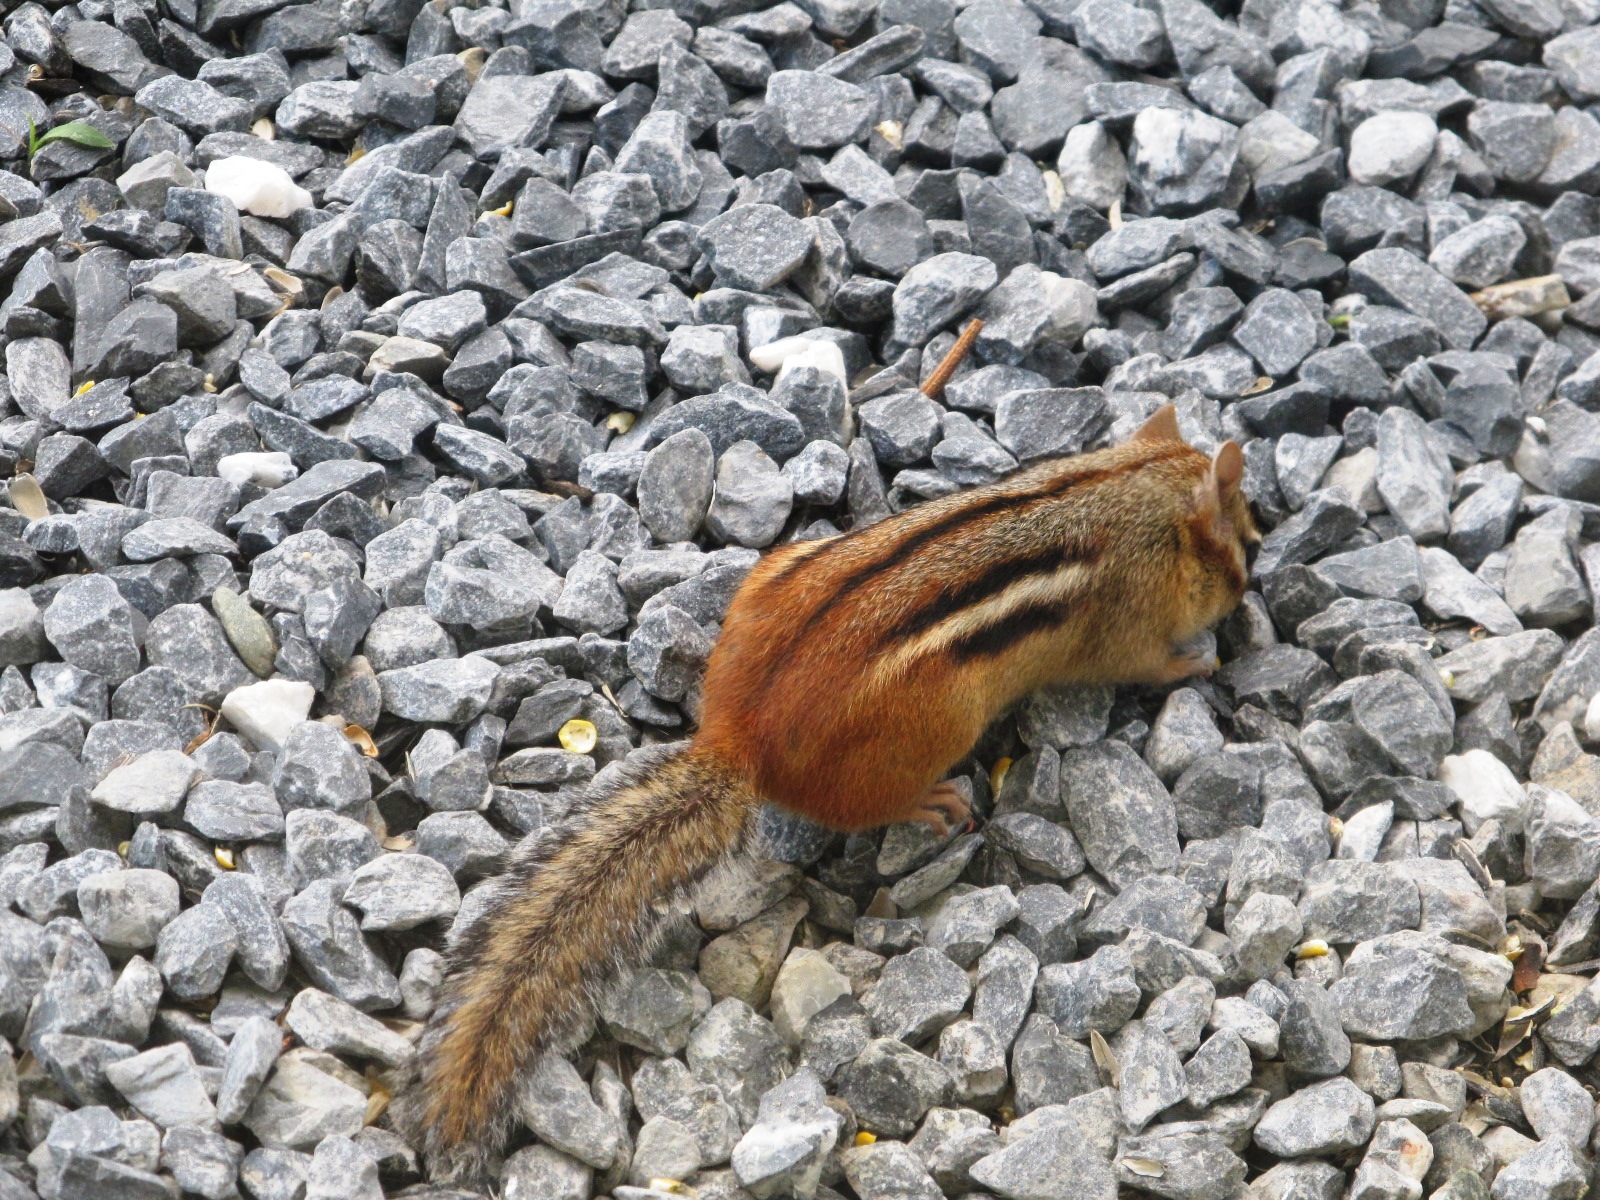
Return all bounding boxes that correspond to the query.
[5,0,1600,1197]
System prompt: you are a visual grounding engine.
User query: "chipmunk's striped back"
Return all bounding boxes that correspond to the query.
[693,435,1253,831]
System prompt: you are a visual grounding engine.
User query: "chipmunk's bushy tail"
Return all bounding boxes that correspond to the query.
[400,743,760,1181]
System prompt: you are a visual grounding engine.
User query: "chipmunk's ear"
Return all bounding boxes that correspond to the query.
[1132,404,1181,444]
[1213,441,1244,503]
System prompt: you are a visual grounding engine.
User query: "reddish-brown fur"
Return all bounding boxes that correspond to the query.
[693,405,1258,830]
[410,404,1258,1175]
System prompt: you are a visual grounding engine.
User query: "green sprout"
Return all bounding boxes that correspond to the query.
[27,118,113,159]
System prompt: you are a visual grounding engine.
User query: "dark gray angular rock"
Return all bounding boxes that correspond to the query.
[1313,537,1424,604]
[344,853,459,932]
[453,73,565,159]
[697,204,813,293]
[614,111,702,213]
[994,387,1107,463]
[628,604,713,702]
[1330,931,1506,1041]
[1035,942,1141,1039]
[865,946,972,1043]
[1113,1018,1189,1132]
[184,779,283,843]
[280,880,402,1010]
[1430,215,1526,289]
[1349,248,1488,352]
[154,901,238,1001]
[538,285,667,346]
[144,603,254,705]
[847,200,935,280]
[136,75,253,133]
[1073,0,1167,67]
[1062,742,1180,889]
[648,383,807,460]
[140,266,238,349]
[705,442,794,549]
[0,589,47,668]
[1468,100,1556,184]
[1158,0,1274,86]
[1376,408,1454,542]
[203,873,290,991]
[659,325,745,398]
[271,720,369,818]
[971,1117,1116,1200]
[1439,359,1523,458]
[43,575,143,687]
[765,70,876,149]
[1128,107,1241,216]
[986,812,1084,880]
[854,391,939,468]
[654,43,729,140]
[604,9,692,77]
[1505,506,1589,627]
[835,1037,955,1137]
[0,211,65,279]
[1278,978,1352,1079]
[1232,289,1320,377]
[88,299,183,382]
[891,253,1000,347]
[285,809,380,891]
[1254,1077,1377,1157]
[1085,875,1207,946]
[217,1017,283,1132]
[1185,1027,1253,1109]
[951,0,1040,82]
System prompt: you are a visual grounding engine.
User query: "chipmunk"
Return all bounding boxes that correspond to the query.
[406,403,1260,1177]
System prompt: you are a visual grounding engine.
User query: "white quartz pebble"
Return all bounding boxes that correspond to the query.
[205,154,314,218]
[1438,748,1527,834]
[750,335,818,374]
[777,340,848,385]
[221,678,316,752]
[216,451,298,488]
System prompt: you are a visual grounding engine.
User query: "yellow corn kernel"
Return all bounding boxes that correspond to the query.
[607,411,636,433]
[1296,939,1330,959]
[854,1132,877,1147]
[73,380,95,397]
[214,847,236,869]
[559,719,598,754]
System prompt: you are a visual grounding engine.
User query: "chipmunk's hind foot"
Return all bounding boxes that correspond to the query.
[896,780,971,837]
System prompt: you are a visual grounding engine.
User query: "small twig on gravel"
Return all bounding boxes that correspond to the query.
[920,318,984,401]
